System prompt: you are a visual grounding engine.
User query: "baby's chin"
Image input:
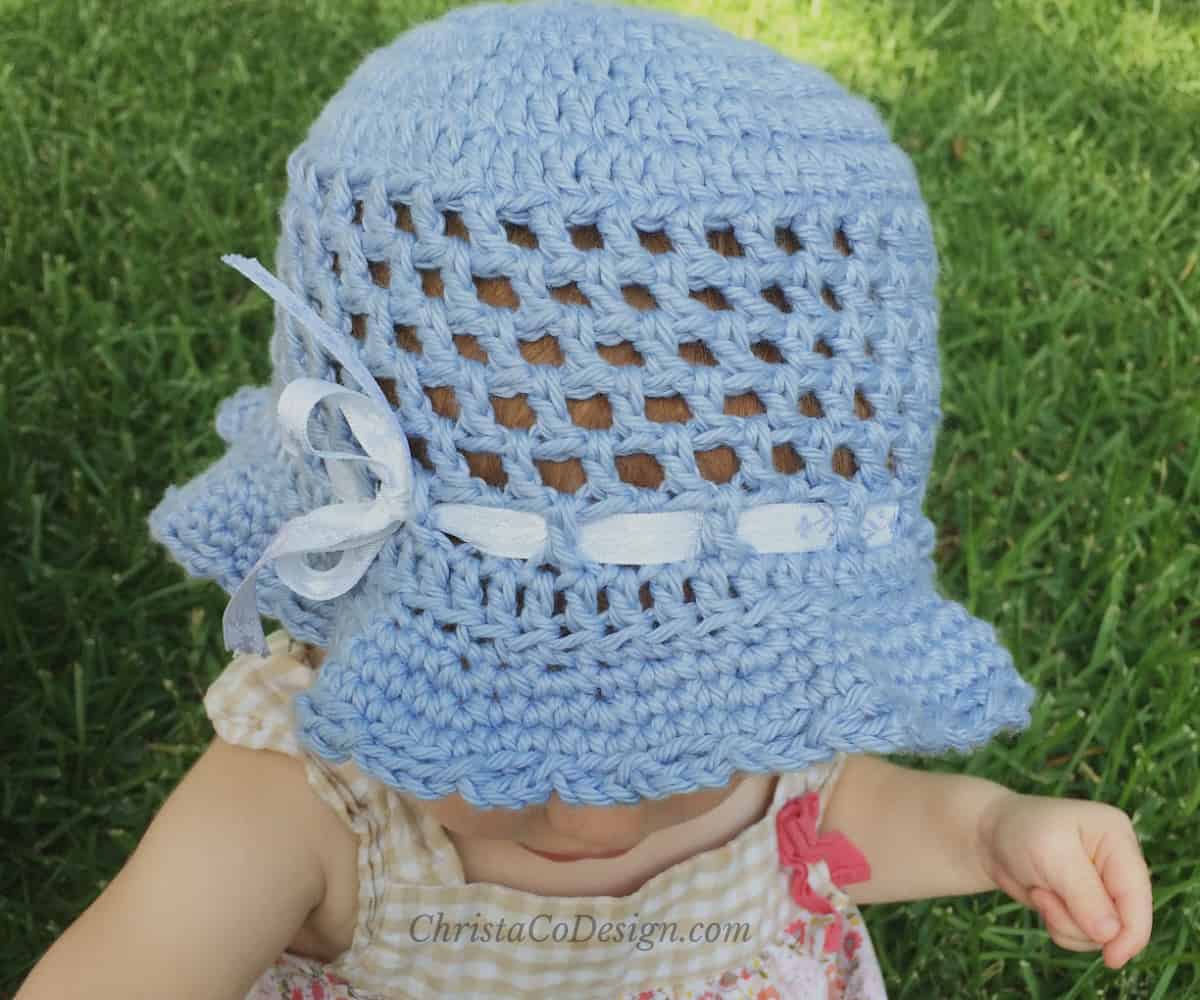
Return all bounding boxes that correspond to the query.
[414,772,764,854]
[415,792,545,842]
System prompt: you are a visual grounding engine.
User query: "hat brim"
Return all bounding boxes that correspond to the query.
[150,387,339,645]
[292,535,1034,809]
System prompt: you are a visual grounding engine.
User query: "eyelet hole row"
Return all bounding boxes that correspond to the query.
[401,438,858,490]
[386,331,835,369]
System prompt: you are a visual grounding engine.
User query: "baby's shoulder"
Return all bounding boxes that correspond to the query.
[195,736,358,874]
[207,737,361,960]
[200,636,370,952]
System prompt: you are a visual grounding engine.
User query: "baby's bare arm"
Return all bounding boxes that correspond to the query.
[820,754,1013,903]
[17,738,333,1000]
[822,755,1152,967]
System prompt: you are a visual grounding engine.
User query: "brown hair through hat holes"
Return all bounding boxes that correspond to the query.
[425,226,749,491]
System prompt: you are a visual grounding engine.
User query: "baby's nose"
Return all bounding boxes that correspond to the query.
[544,796,647,851]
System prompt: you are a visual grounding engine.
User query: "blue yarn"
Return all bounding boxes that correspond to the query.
[151,0,1034,808]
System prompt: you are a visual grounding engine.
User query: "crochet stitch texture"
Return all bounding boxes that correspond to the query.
[151,0,1034,807]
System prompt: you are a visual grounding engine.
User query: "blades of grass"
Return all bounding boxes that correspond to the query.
[921,0,960,39]
[72,660,85,750]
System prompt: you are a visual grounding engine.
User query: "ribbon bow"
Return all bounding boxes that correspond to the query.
[220,255,413,656]
[776,791,871,953]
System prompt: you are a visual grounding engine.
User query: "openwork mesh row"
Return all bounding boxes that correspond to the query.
[294,190,931,509]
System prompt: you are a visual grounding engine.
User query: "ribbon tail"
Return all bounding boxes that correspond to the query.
[221,498,409,653]
[221,254,389,412]
[223,557,273,656]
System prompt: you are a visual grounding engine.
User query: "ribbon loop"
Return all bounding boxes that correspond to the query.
[220,256,413,655]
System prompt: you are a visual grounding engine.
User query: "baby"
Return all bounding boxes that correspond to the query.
[18,3,1152,998]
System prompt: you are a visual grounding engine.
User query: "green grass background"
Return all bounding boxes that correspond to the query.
[2,0,1197,995]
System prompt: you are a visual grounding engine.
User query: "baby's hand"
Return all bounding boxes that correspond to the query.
[979,792,1152,968]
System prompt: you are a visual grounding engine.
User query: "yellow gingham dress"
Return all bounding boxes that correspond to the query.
[206,632,888,1000]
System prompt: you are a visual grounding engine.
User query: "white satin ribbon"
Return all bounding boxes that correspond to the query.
[433,502,896,564]
[220,255,413,654]
[218,254,898,656]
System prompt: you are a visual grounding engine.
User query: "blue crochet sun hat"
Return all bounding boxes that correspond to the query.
[151,0,1034,808]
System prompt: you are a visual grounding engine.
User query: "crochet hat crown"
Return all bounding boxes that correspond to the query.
[152,0,1033,808]
[281,0,934,516]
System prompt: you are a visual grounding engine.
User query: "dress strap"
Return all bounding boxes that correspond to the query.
[203,630,310,755]
[773,752,848,823]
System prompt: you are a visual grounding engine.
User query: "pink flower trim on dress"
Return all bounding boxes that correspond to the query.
[776,792,871,953]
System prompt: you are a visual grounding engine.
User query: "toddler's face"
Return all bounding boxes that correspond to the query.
[417,775,753,862]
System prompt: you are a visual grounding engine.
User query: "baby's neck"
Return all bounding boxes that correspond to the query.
[447,773,778,898]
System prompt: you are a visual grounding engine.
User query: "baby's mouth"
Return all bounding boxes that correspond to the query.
[520,844,634,863]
